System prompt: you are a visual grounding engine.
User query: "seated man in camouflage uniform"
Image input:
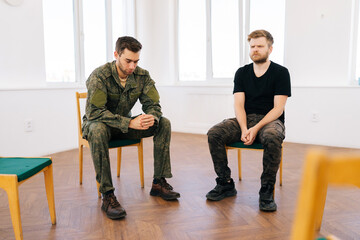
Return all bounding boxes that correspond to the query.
[206,30,291,212]
[82,36,180,220]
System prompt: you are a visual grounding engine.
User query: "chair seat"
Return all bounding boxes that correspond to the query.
[227,141,263,149]
[0,157,52,182]
[109,139,141,148]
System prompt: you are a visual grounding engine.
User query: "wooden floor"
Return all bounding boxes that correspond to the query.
[1,132,360,240]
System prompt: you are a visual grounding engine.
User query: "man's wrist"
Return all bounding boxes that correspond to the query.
[252,124,262,133]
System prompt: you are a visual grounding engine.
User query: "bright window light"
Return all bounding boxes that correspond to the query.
[249,0,286,65]
[42,0,75,82]
[356,2,360,84]
[112,0,124,52]
[211,0,240,78]
[83,0,107,79]
[178,0,206,81]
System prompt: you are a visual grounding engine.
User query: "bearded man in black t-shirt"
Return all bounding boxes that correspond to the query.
[206,30,291,212]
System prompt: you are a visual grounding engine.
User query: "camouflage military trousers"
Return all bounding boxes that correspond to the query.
[207,114,285,186]
[86,117,172,193]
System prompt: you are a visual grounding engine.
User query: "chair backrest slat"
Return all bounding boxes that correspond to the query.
[76,92,87,137]
[291,150,360,240]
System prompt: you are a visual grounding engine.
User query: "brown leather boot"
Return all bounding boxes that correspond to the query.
[101,192,127,219]
[150,178,180,200]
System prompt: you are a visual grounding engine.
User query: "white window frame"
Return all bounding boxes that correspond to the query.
[43,0,135,86]
[176,0,247,84]
[207,0,249,82]
[176,0,289,85]
[349,0,360,85]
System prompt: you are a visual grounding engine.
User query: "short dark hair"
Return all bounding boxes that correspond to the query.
[115,36,142,55]
[247,30,274,47]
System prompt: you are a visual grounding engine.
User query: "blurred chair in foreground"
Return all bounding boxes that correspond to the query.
[291,150,360,240]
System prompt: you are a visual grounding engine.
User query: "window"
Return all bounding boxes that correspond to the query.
[356,1,360,84]
[83,0,107,78]
[42,0,125,83]
[249,0,286,65]
[43,0,76,82]
[211,0,240,78]
[112,0,125,52]
[178,0,286,82]
[178,0,206,81]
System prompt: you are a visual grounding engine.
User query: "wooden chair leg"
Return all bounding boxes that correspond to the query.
[273,185,276,198]
[43,164,56,225]
[97,181,101,198]
[138,140,144,188]
[238,149,242,181]
[291,151,328,240]
[117,147,122,177]
[79,145,83,185]
[314,182,328,231]
[4,176,23,240]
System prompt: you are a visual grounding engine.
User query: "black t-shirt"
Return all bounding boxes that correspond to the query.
[233,61,291,123]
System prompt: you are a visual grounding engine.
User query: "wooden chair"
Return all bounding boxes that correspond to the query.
[76,92,144,197]
[0,157,56,240]
[225,141,283,185]
[291,150,360,240]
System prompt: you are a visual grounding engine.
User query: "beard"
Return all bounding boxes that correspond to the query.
[117,62,133,76]
[250,52,270,64]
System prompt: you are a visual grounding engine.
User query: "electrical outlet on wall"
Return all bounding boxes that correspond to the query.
[311,112,319,122]
[24,119,33,132]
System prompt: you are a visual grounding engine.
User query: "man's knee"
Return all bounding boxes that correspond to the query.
[207,125,217,138]
[87,121,110,141]
[208,118,238,141]
[159,117,171,131]
[261,121,284,143]
[207,125,225,144]
[261,129,283,148]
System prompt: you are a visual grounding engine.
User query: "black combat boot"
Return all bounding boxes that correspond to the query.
[206,177,237,201]
[259,184,277,212]
[101,191,127,219]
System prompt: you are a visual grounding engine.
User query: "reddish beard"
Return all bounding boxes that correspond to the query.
[250,51,270,64]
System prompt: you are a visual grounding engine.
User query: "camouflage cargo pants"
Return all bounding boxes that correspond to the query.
[207,114,285,186]
[87,117,172,193]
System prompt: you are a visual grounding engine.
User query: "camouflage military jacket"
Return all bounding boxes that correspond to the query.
[82,61,162,138]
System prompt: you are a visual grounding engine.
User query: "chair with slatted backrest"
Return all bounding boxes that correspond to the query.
[0,157,56,240]
[291,150,360,240]
[225,141,283,186]
[76,92,144,197]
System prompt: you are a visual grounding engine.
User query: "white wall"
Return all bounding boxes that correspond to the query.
[285,0,354,86]
[156,85,360,149]
[0,0,360,157]
[135,0,177,85]
[0,0,46,88]
[285,87,360,148]
[0,88,85,156]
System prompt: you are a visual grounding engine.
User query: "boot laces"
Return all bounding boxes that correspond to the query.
[160,178,173,190]
[107,193,121,208]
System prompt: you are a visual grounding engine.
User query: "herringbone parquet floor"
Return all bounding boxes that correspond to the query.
[1,132,360,240]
